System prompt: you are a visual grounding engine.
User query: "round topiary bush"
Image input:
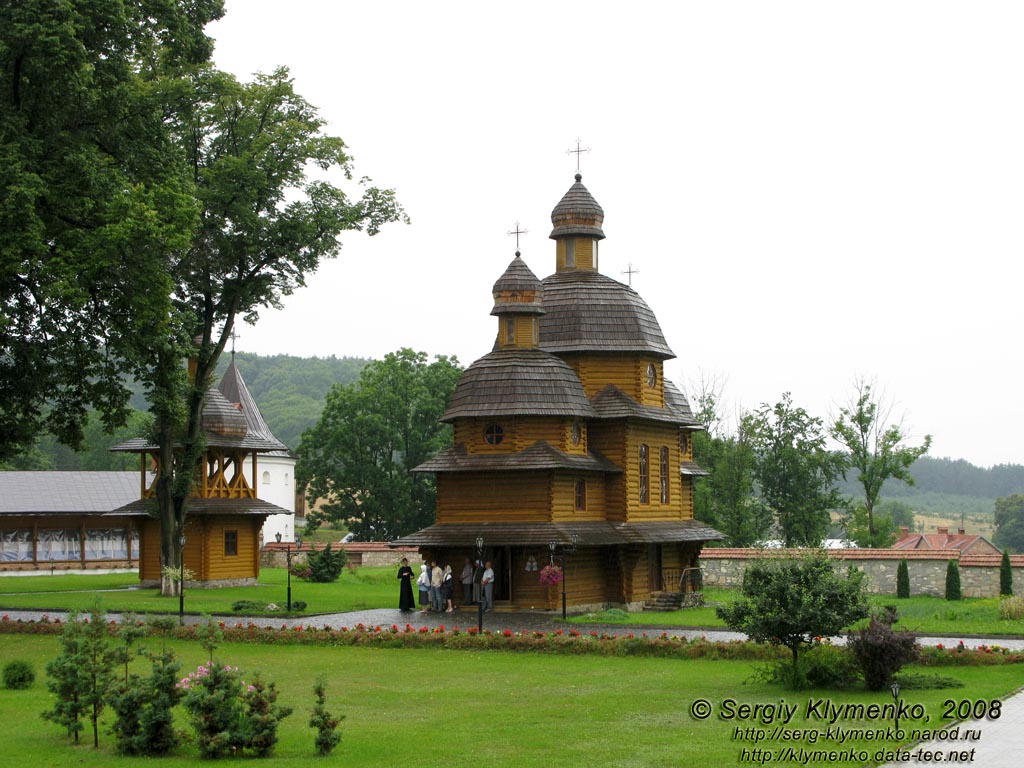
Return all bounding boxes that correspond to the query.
[3,660,35,690]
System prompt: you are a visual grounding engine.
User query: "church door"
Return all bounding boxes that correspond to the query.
[647,544,662,592]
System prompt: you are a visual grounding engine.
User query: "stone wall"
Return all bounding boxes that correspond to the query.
[260,542,421,570]
[700,548,1024,598]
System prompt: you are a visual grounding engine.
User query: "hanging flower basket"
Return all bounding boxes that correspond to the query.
[539,564,563,587]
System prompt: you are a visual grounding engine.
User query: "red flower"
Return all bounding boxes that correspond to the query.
[503,629,513,637]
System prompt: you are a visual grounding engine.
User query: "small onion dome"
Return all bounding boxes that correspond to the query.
[441,349,596,422]
[491,254,545,316]
[550,173,605,240]
[202,388,248,438]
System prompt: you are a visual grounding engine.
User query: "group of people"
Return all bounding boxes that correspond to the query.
[396,557,494,612]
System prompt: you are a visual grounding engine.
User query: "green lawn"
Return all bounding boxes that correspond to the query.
[0,567,398,615]
[570,589,1024,637]
[1,634,1022,767]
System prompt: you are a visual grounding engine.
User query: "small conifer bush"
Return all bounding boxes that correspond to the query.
[945,560,962,601]
[1000,549,1014,597]
[2,660,35,690]
[896,558,910,599]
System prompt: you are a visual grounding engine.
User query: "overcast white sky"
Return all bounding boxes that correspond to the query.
[209,1,1024,469]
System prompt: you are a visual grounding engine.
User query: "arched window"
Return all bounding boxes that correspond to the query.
[262,471,271,485]
[639,444,649,504]
[284,472,290,486]
[575,478,587,511]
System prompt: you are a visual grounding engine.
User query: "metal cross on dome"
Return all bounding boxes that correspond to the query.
[621,262,640,287]
[567,138,590,171]
[507,221,528,251]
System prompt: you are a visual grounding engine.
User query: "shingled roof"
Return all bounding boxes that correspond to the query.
[112,497,290,517]
[218,356,293,457]
[549,173,606,240]
[491,254,545,316]
[412,441,621,474]
[392,519,724,547]
[538,271,675,359]
[441,349,596,422]
[590,385,700,427]
[664,381,702,426]
[112,381,289,454]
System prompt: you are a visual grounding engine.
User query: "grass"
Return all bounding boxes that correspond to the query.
[570,589,1024,637]
[4,572,1024,638]
[1,633,1021,767]
[0,567,398,615]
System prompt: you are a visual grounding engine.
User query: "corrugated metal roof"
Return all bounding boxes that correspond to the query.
[0,471,140,515]
[412,441,622,474]
[442,349,596,421]
[539,271,675,359]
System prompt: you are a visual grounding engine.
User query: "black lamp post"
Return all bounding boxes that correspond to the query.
[548,533,579,620]
[476,536,484,633]
[891,682,901,732]
[276,532,301,612]
[178,532,187,626]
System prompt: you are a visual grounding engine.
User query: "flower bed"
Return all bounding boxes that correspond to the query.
[3,614,1023,666]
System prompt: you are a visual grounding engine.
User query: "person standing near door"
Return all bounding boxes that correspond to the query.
[481,561,494,611]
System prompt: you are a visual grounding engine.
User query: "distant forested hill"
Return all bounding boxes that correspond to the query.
[835,456,1024,500]
[4,353,371,470]
[212,352,370,449]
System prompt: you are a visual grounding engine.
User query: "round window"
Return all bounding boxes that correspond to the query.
[484,424,504,445]
[646,363,657,388]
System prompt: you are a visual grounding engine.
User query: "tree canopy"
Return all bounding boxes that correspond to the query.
[745,393,845,546]
[994,494,1024,554]
[831,380,932,538]
[297,349,462,541]
[716,553,869,680]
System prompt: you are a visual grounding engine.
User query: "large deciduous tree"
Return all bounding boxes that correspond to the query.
[145,66,407,593]
[830,380,932,540]
[297,349,462,541]
[0,0,224,461]
[745,393,845,547]
[994,494,1024,554]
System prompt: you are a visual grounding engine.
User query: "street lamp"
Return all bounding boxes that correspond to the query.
[276,532,301,612]
[178,532,187,626]
[891,682,901,732]
[548,534,579,620]
[475,536,484,633]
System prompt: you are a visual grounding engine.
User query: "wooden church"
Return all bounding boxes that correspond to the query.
[395,172,724,610]
[112,361,292,587]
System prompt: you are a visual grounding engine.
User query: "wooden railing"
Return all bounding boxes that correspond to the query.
[662,567,703,593]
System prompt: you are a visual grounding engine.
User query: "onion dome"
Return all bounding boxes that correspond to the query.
[441,349,596,422]
[550,173,605,240]
[491,253,544,317]
[539,271,675,359]
[201,388,248,438]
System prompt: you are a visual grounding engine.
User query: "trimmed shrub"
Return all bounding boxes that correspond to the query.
[2,660,35,689]
[303,544,347,583]
[945,560,962,601]
[241,674,292,757]
[1000,549,1013,597]
[848,613,919,691]
[896,559,910,599]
